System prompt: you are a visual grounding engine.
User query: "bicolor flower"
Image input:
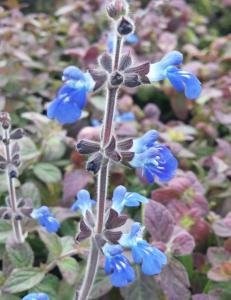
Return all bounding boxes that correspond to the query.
[103,243,135,287]
[130,130,178,183]
[47,66,95,124]
[120,223,167,275]
[112,185,148,213]
[31,206,60,233]
[22,293,50,300]
[71,189,96,216]
[147,51,201,99]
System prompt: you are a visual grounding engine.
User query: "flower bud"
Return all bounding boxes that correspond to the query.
[110,71,123,86]
[0,112,11,130]
[106,0,128,20]
[117,17,134,35]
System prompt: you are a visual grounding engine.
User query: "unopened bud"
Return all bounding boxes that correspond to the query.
[110,71,123,86]
[117,17,134,35]
[0,112,11,130]
[86,152,103,174]
[106,0,128,20]
[76,139,100,154]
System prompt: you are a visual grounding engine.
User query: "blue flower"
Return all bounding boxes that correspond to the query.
[116,111,135,123]
[22,293,49,300]
[107,33,139,54]
[125,33,139,45]
[147,51,201,99]
[130,130,178,183]
[47,66,95,124]
[120,223,167,275]
[103,243,135,287]
[112,185,148,213]
[71,189,96,216]
[31,206,60,233]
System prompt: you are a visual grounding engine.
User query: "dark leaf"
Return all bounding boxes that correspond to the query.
[119,53,132,71]
[99,52,112,73]
[88,69,107,91]
[117,138,133,150]
[124,74,141,88]
[104,230,122,243]
[125,62,150,76]
[105,209,127,229]
[159,258,191,300]
[144,200,175,243]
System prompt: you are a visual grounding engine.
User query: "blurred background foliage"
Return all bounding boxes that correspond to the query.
[0,0,231,299]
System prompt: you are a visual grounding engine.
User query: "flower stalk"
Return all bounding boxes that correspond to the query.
[77,34,123,300]
[2,122,24,244]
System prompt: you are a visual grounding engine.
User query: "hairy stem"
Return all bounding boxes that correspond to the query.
[77,34,122,300]
[4,129,24,243]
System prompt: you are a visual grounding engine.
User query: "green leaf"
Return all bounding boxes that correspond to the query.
[21,182,41,207]
[60,236,75,256]
[43,137,66,161]
[30,274,59,300]
[18,137,40,161]
[57,281,75,300]
[120,270,164,300]
[57,257,79,285]
[0,294,20,300]
[0,220,12,243]
[38,230,62,263]
[2,268,45,293]
[33,163,62,183]
[6,241,34,268]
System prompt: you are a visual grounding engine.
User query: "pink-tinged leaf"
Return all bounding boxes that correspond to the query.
[192,294,218,300]
[207,247,231,267]
[208,262,231,282]
[144,200,175,243]
[212,212,231,237]
[62,170,93,204]
[169,226,195,255]
[159,258,191,300]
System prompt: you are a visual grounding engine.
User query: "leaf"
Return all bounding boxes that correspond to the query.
[60,236,76,256]
[57,257,79,285]
[33,163,62,183]
[21,182,41,207]
[169,226,195,255]
[43,137,66,161]
[6,241,34,268]
[62,170,93,204]
[18,137,40,161]
[2,268,45,293]
[120,270,164,300]
[57,281,75,300]
[31,274,59,300]
[0,220,12,243]
[192,294,218,300]
[144,200,175,243]
[207,247,231,267]
[0,294,20,300]
[159,258,191,300]
[89,269,113,299]
[212,213,231,237]
[38,230,62,263]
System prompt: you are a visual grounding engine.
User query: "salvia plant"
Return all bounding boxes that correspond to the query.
[0,1,202,300]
